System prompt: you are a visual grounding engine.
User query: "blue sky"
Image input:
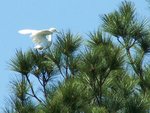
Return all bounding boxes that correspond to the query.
[0,0,149,111]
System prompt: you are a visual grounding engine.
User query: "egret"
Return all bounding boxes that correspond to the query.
[18,28,58,50]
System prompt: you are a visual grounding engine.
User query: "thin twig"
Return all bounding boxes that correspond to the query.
[42,74,48,99]
[128,39,136,49]
[58,67,65,79]
[126,49,146,93]
[117,37,124,47]
[66,56,69,79]
[25,74,42,103]
[101,68,111,85]
[37,77,43,86]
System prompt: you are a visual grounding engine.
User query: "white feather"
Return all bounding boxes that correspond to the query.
[18,29,37,35]
[34,45,43,50]
[18,28,58,50]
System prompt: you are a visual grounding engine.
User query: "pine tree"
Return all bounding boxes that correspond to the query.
[4,1,150,113]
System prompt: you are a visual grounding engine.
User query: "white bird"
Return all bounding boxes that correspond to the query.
[18,28,58,50]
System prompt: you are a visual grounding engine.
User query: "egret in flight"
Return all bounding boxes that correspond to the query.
[18,28,58,50]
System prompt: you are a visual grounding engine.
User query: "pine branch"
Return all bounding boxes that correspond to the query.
[117,37,125,47]
[25,74,42,103]
[58,67,65,79]
[42,74,47,99]
[66,56,69,79]
[126,48,146,92]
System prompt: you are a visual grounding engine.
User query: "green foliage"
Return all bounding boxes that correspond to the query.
[124,94,150,113]
[91,106,108,113]
[10,50,34,75]
[42,79,90,113]
[4,0,150,113]
[137,34,150,54]
[55,30,82,56]
[102,1,136,38]
[102,0,149,51]
[88,30,113,47]
[4,77,36,113]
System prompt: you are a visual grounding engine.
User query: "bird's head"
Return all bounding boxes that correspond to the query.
[49,28,59,33]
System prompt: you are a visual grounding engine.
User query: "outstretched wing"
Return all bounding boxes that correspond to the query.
[32,30,51,37]
[19,29,53,49]
[31,30,51,44]
[32,35,47,44]
[18,29,37,36]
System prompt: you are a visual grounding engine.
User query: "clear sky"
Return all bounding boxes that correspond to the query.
[0,0,149,111]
